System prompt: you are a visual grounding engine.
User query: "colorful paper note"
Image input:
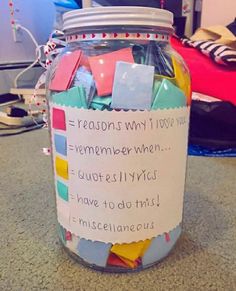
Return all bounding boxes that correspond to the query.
[155,57,191,105]
[80,53,91,72]
[52,86,88,108]
[142,225,181,266]
[54,134,67,156]
[107,253,130,268]
[165,232,171,242]
[90,103,105,110]
[77,239,111,267]
[151,79,186,110]
[57,180,68,201]
[92,96,112,106]
[52,108,66,130]
[66,234,80,254]
[117,256,138,268]
[111,240,151,262]
[140,239,152,257]
[111,62,154,110]
[55,156,68,180]
[88,47,134,96]
[172,57,191,105]
[90,96,112,110]
[49,50,82,91]
[65,231,72,241]
[73,67,93,100]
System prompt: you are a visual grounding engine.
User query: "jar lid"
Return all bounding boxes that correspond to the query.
[63,6,173,32]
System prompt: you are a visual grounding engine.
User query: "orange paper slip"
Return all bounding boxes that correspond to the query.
[88,47,134,96]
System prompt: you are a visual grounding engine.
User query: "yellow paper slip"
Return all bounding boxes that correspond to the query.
[55,156,68,180]
[118,256,138,268]
[155,56,191,105]
[111,239,151,262]
[172,58,191,105]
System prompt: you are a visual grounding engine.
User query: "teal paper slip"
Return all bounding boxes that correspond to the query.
[52,86,88,108]
[152,79,186,109]
[57,180,68,201]
[90,96,112,110]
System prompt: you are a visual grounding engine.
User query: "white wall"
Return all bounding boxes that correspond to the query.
[0,0,55,65]
[183,0,194,37]
[201,0,236,27]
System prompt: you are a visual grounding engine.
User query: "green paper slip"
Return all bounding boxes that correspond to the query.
[151,79,186,110]
[90,103,106,110]
[92,96,112,106]
[52,86,88,108]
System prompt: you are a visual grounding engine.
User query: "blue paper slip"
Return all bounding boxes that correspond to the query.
[52,86,88,108]
[111,62,155,110]
[170,225,182,241]
[142,225,181,266]
[73,67,94,100]
[54,134,67,156]
[151,79,186,109]
[77,239,112,267]
[57,180,68,201]
[66,234,80,254]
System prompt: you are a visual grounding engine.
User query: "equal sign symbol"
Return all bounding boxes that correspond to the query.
[70,169,75,175]
[68,120,75,127]
[68,144,74,151]
[71,216,76,223]
[69,193,76,200]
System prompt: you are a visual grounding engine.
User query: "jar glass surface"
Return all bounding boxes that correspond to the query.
[47,8,191,272]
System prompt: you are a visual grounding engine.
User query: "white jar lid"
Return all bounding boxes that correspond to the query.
[63,6,173,32]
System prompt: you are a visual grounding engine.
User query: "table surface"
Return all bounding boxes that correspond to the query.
[1,129,236,291]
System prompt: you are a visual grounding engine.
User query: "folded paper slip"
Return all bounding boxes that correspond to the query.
[107,253,133,268]
[155,57,191,105]
[111,62,154,110]
[88,48,134,96]
[49,50,82,91]
[110,240,151,262]
[52,86,88,108]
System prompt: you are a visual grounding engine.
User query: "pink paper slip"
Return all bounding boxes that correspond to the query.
[52,107,66,130]
[88,47,134,96]
[49,50,82,91]
[80,53,91,72]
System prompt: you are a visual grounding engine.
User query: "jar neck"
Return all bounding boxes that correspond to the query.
[65,26,172,44]
[65,25,173,36]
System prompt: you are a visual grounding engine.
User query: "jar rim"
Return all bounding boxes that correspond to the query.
[63,6,173,32]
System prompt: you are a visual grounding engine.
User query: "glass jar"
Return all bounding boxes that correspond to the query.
[47,6,191,272]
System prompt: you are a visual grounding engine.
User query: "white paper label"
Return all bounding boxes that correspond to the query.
[51,105,190,243]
